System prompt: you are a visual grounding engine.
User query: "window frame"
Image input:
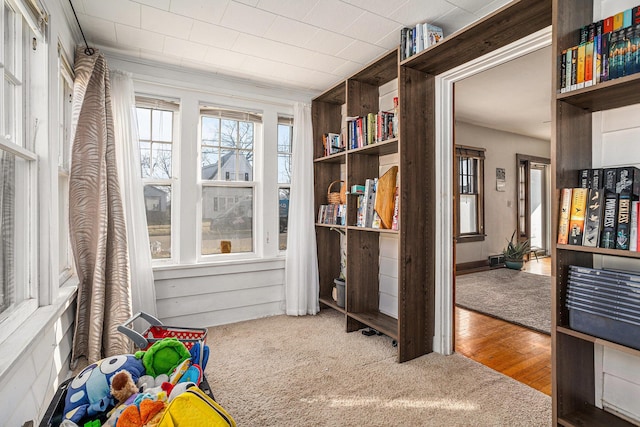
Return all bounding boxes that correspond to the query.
[198,106,262,259]
[135,96,181,265]
[455,145,485,243]
[277,116,293,252]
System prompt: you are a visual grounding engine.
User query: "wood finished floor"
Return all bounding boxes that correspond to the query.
[455,257,552,396]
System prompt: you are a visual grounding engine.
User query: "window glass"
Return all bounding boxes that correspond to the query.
[145,184,172,259]
[277,121,293,250]
[201,187,253,254]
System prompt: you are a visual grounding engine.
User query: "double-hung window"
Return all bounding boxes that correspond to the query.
[0,0,36,327]
[136,97,180,261]
[277,116,293,251]
[58,45,73,281]
[455,145,485,242]
[199,106,261,255]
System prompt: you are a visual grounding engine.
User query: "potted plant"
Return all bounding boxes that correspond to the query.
[502,230,530,270]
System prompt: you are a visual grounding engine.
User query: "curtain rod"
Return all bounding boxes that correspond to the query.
[68,0,94,56]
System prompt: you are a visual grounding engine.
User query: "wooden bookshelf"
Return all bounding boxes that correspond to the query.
[552,1,640,425]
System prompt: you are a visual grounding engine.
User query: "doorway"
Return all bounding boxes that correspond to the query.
[517,155,551,258]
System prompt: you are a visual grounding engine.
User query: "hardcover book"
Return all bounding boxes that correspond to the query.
[630,200,639,251]
[604,168,618,193]
[557,188,573,245]
[576,43,586,88]
[591,168,603,190]
[616,166,640,196]
[568,188,588,245]
[579,169,590,188]
[582,188,604,247]
[601,191,619,249]
[585,40,594,86]
[616,191,632,250]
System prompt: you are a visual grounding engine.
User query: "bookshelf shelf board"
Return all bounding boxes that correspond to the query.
[557,327,640,358]
[315,223,346,230]
[320,296,346,314]
[347,226,398,234]
[401,0,551,75]
[557,73,640,112]
[314,151,346,164]
[558,404,635,427]
[349,49,398,87]
[348,311,398,339]
[348,138,398,156]
[556,244,640,259]
[314,82,346,105]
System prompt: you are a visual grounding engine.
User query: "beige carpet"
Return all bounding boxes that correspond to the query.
[204,310,551,426]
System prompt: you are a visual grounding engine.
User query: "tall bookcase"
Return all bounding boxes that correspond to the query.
[552,0,640,425]
[312,49,433,363]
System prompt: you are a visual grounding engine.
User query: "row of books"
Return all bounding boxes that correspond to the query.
[346,110,396,150]
[354,178,399,230]
[578,167,640,195]
[322,133,343,156]
[559,5,640,93]
[317,204,346,226]
[400,23,443,61]
[558,188,639,251]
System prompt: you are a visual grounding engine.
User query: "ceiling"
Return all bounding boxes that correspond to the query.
[69,0,550,140]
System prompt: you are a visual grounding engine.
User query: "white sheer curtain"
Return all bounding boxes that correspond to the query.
[110,70,157,317]
[285,102,319,315]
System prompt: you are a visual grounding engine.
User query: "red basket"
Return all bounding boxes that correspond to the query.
[118,312,207,351]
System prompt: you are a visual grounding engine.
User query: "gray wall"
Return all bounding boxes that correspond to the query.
[455,122,550,264]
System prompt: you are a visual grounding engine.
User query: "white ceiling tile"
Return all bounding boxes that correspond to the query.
[375,28,403,50]
[446,0,494,14]
[220,1,277,36]
[342,0,408,18]
[202,46,247,71]
[335,40,386,64]
[303,28,353,56]
[189,21,240,50]
[303,0,365,34]
[474,0,511,19]
[163,37,207,62]
[435,7,476,35]
[116,24,165,53]
[131,0,169,10]
[141,6,193,39]
[343,12,402,44]
[234,0,259,6]
[331,59,363,77]
[139,49,182,66]
[263,16,318,48]
[82,0,141,28]
[389,0,455,26]
[169,0,229,24]
[255,0,319,21]
[298,52,348,74]
[77,13,117,45]
[232,33,316,65]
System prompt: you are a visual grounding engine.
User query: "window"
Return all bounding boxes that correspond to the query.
[136,97,180,261]
[277,116,293,250]
[200,106,261,255]
[455,146,485,242]
[58,45,73,281]
[0,1,37,323]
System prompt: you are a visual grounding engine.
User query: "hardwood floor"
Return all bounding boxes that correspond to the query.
[455,257,552,396]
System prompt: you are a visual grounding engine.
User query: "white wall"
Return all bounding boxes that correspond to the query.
[592,103,640,423]
[454,122,550,264]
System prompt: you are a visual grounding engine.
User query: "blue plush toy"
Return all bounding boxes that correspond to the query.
[62,354,145,423]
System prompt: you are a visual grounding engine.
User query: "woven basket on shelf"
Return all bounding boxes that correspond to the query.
[327,180,346,204]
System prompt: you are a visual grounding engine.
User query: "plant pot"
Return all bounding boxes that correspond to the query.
[334,278,345,308]
[505,260,524,270]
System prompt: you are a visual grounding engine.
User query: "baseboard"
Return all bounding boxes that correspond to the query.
[456,260,491,275]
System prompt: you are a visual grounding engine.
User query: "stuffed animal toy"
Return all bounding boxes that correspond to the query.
[63,354,145,424]
[111,371,140,405]
[135,338,191,378]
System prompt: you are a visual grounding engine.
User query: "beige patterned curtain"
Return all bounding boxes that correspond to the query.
[69,48,132,367]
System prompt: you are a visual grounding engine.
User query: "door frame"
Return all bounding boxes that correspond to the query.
[517,154,551,258]
[433,27,552,355]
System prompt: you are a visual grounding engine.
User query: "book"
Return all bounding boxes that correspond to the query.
[578,169,590,188]
[603,168,617,193]
[557,188,573,244]
[424,24,443,47]
[576,43,586,89]
[570,46,578,91]
[582,188,604,247]
[391,187,399,231]
[600,191,619,248]
[625,26,635,76]
[565,49,573,91]
[591,168,603,190]
[616,166,640,196]
[568,188,588,245]
[630,200,639,251]
[616,191,632,250]
[585,40,594,86]
[560,49,567,92]
[613,11,624,30]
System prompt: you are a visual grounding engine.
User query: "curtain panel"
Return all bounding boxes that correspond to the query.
[69,48,132,366]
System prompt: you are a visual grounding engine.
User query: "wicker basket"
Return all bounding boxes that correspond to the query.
[327,180,346,204]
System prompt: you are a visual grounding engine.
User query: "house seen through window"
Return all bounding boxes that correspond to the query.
[278,116,293,250]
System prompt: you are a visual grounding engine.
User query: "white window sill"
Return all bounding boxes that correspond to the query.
[0,280,77,382]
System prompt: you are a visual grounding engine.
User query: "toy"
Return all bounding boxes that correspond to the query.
[136,374,169,392]
[63,354,145,424]
[116,398,165,427]
[111,371,139,405]
[135,337,191,377]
